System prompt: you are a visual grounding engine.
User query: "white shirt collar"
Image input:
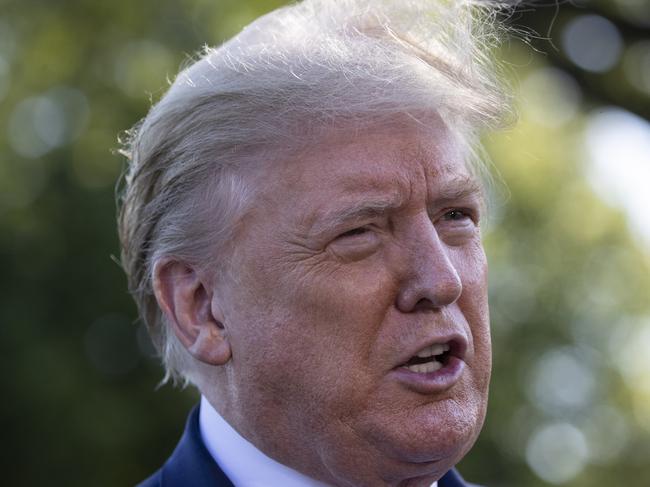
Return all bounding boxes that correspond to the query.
[199,395,438,487]
[199,396,331,487]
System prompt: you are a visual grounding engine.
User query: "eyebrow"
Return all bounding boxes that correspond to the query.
[307,198,403,236]
[307,177,483,236]
[433,176,484,205]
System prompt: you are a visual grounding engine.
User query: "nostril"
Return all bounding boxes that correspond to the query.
[412,297,440,312]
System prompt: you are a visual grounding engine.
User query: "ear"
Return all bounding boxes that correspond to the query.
[152,258,231,366]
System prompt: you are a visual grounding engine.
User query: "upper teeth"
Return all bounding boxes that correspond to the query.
[416,343,450,358]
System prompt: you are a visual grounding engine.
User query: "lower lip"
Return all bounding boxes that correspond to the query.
[390,356,465,394]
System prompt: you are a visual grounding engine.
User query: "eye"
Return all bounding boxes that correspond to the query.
[337,227,369,239]
[443,209,471,222]
[329,226,380,261]
[437,208,479,246]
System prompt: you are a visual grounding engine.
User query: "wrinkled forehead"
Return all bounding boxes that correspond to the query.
[281,116,469,180]
[242,116,480,212]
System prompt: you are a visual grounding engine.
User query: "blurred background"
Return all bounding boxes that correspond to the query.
[1,0,648,485]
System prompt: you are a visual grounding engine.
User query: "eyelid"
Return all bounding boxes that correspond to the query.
[337,227,370,239]
[439,207,479,224]
[332,215,386,240]
[328,225,381,261]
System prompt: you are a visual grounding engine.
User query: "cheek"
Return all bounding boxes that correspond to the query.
[260,264,400,411]
[452,242,491,371]
[283,259,398,348]
[227,255,396,389]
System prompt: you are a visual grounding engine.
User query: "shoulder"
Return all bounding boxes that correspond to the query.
[134,405,234,487]
[440,468,485,487]
[136,469,162,487]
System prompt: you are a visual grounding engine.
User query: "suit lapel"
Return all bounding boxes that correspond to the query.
[439,467,477,487]
[160,406,235,487]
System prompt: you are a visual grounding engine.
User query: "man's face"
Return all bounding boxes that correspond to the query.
[211,120,491,486]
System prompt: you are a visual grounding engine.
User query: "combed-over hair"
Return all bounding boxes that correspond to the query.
[117,0,515,386]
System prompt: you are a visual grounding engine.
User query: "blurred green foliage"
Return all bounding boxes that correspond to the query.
[1,0,648,486]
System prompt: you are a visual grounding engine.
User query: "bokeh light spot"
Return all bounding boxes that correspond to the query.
[614,318,650,430]
[521,67,582,126]
[584,108,650,247]
[579,405,630,464]
[526,347,597,415]
[526,422,588,484]
[43,86,90,144]
[8,97,54,158]
[562,15,623,73]
[7,87,90,158]
[33,97,66,147]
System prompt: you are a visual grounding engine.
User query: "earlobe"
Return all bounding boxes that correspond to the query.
[152,258,232,366]
[188,325,232,365]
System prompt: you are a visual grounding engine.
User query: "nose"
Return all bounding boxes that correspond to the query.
[395,216,462,312]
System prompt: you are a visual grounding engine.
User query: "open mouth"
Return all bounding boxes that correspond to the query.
[399,341,458,374]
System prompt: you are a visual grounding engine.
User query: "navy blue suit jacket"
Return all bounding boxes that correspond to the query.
[138,407,481,487]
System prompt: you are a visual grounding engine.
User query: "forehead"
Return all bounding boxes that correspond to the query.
[254,121,476,212]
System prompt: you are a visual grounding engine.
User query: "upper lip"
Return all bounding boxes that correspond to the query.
[394,333,468,369]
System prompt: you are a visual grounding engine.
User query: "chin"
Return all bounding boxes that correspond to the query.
[367,395,487,470]
[317,397,486,487]
[415,401,483,458]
